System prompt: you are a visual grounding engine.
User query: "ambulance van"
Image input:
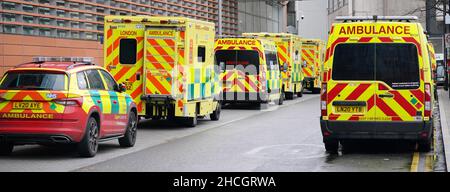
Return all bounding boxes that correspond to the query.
[214,37,283,107]
[243,33,304,99]
[300,39,326,94]
[104,16,221,127]
[321,16,434,152]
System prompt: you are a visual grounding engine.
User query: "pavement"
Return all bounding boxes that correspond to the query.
[437,89,450,171]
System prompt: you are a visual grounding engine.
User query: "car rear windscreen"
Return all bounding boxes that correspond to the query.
[0,71,66,90]
[332,43,420,89]
[215,50,260,74]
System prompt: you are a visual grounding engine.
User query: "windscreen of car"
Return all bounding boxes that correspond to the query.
[437,60,445,79]
[215,50,260,74]
[0,71,66,90]
[332,43,420,89]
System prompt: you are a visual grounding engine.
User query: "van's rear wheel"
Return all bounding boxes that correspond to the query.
[285,92,294,100]
[324,140,339,154]
[185,116,197,127]
[210,103,221,121]
[418,139,431,152]
[312,88,321,94]
[278,91,284,105]
[0,143,13,156]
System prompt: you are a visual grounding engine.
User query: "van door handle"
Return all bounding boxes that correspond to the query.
[378,94,394,98]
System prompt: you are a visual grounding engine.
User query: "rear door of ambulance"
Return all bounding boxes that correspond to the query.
[326,23,377,125]
[301,43,316,87]
[104,23,145,115]
[143,27,180,99]
[373,23,425,126]
[215,42,261,102]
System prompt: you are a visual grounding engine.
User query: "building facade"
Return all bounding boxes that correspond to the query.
[296,0,328,41]
[236,0,287,34]
[0,0,241,76]
[327,0,427,33]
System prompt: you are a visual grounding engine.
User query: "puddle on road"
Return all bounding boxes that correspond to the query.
[245,144,326,160]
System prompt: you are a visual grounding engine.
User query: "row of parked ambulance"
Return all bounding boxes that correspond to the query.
[0,16,325,157]
[0,15,440,157]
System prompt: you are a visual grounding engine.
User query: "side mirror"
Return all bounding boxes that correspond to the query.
[115,83,127,93]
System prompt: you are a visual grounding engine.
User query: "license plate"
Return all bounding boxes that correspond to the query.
[12,102,43,110]
[335,106,364,113]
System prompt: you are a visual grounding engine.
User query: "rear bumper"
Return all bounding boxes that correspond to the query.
[320,118,432,141]
[0,134,73,144]
[0,119,85,142]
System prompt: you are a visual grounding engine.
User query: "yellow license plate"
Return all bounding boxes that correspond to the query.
[12,102,43,110]
[335,106,364,113]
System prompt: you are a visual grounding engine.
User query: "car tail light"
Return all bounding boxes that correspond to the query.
[321,83,327,116]
[53,97,83,107]
[424,83,431,117]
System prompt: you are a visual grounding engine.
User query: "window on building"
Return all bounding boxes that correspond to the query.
[72,32,80,38]
[2,14,16,22]
[56,10,66,17]
[38,0,50,4]
[38,8,50,15]
[23,16,34,23]
[2,2,16,10]
[57,20,66,27]
[39,28,51,36]
[57,30,67,38]
[39,18,51,25]
[23,5,34,13]
[3,25,16,33]
[23,27,35,35]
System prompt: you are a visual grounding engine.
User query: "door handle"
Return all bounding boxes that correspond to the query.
[113,100,117,104]
[97,100,102,104]
[378,94,394,98]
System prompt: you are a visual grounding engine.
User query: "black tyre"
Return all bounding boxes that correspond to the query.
[119,111,138,148]
[324,140,339,154]
[297,90,303,97]
[278,91,284,105]
[78,117,99,158]
[418,139,432,152]
[210,103,221,121]
[185,116,197,127]
[0,143,13,156]
[285,92,294,100]
[312,88,321,94]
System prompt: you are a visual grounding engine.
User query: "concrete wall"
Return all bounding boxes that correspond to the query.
[237,0,284,34]
[0,34,103,77]
[297,0,328,41]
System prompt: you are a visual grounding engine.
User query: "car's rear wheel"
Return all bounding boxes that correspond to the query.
[210,103,221,121]
[119,111,137,147]
[324,140,339,154]
[0,143,13,156]
[78,117,99,158]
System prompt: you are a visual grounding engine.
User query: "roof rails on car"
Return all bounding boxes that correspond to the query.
[28,57,95,69]
[335,15,418,23]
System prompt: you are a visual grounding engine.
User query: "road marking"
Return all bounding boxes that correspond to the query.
[410,152,419,172]
[425,154,433,172]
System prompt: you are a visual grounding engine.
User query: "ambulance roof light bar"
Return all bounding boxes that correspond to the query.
[32,57,94,63]
[336,15,418,23]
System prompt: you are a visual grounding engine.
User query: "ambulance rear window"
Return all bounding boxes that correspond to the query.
[119,38,137,64]
[0,71,66,90]
[332,43,420,89]
[215,50,260,74]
